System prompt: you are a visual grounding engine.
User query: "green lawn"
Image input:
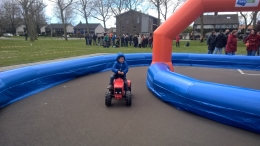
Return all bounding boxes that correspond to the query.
[0,36,248,67]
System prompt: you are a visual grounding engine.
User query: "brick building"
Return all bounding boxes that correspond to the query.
[193,14,239,37]
[115,10,159,36]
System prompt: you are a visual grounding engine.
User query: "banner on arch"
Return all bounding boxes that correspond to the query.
[235,0,260,7]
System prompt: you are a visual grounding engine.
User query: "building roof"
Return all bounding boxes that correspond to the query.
[45,23,73,29]
[115,9,158,19]
[194,14,239,25]
[74,22,101,29]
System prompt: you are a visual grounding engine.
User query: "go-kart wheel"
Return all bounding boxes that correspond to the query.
[125,91,132,106]
[105,91,112,106]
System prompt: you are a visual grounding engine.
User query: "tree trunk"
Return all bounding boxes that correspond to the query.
[33,19,38,40]
[60,10,68,41]
[103,18,106,33]
[84,13,90,34]
[157,5,160,27]
[253,11,258,29]
[27,12,34,42]
[200,14,204,38]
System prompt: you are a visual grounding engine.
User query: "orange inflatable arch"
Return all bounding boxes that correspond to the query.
[152,0,260,71]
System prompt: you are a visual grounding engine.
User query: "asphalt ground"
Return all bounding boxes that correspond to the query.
[0,66,260,146]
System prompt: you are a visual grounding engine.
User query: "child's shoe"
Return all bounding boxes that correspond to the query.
[107,85,112,89]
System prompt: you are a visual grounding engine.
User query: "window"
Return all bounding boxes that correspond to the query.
[233,24,238,28]
[137,17,140,23]
[204,25,214,29]
[226,25,232,28]
[215,25,221,28]
[196,25,201,29]
[221,25,226,28]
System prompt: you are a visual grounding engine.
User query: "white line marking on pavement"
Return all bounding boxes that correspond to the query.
[237,69,260,76]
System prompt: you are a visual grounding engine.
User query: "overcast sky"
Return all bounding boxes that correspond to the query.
[43,0,237,27]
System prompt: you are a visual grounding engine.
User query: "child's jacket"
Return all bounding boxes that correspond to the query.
[112,52,128,77]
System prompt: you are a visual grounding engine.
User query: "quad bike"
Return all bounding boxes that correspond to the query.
[105,76,132,106]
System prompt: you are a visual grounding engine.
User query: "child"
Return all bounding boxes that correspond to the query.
[107,52,129,91]
[185,42,190,47]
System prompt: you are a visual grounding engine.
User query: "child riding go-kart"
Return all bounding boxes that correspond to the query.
[106,52,132,106]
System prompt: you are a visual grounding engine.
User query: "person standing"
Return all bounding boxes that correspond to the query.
[84,34,89,45]
[213,30,226,54]
[25,32,28,41]
[112,34,116,47]
[138,35,142,48]
[133,35,138,48]
[223,29,230,54]
[129,34,133,46]
[225,30,238,55]
[244,29,260,56]
[207,31,216,54]
[97,34,101,45]
[125,35,129,47]
[89,34,92,45]
[93,34,97,45]
[175,35,180,47]
[121,34,125,47]
[100,34,104,46]
[257,31,260,56]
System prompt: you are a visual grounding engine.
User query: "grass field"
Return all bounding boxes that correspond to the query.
[0,36,248,67]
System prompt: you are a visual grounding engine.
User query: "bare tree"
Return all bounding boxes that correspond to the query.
[16,0,46,41]
[252,11,259,29]
[124,0,143,34]
[50,0,75,41]
[3,0,21,35]
[159,0,186,21]
[240,12,254,35]
[149,0,163,27]
[92,0,112,32]
[111,0,124,35]
[30,0,46,40]
[76,0,94,34]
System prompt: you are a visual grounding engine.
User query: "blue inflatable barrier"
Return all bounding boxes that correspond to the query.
[146,63,260,134]
[0,53,260,134]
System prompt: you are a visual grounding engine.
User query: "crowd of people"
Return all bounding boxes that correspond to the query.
[207,29,260,56]
[84,33,153,49]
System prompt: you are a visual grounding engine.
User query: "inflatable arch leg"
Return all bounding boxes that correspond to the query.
[152,0,260,71]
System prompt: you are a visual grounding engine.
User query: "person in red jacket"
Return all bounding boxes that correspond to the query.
[244,29,260,56]
[225,30,238,55]
[257,31,260,56]
[175,35,180,47]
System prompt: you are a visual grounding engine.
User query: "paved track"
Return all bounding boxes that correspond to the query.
[0,66,260,146]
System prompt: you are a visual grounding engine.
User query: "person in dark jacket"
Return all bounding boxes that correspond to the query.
[112,34,116,47]
[84,34,89,45]
[93,34,97,45]
[207,31,216,54]
[88,34,92,45]
[125,35,129,47]
[129,34,133,46]
[226,30,238,55]
[121,34,125,47]
[244,29,260,56]
[213,30,226,54]
[133,35,138,47]
[107,52,129,91]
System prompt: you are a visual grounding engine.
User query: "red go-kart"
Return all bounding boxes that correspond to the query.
[105,77,132,106]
